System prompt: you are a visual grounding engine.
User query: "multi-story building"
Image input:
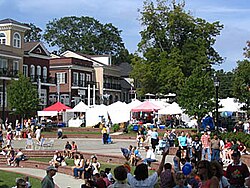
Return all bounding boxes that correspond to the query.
[49,56,96,107]
[0,18,30,123]
[23,41,56,109]
[50,50,122,106]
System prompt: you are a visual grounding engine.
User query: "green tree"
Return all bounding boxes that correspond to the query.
[43,16,127,64]
[232,60,250,113]
[215,70,234,99]
[24,23,42,42]
[7,74,40,118]
[131,0,223,97]
[177,68,215,123]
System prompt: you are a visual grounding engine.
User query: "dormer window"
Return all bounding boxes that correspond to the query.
[13,32,21,48]
[0,33,6,45]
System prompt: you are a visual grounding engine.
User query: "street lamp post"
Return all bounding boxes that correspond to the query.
[214,76,219,132]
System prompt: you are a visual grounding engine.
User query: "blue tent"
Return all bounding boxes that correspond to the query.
[201,116,215,130]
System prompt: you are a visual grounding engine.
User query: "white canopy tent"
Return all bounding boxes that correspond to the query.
[67,101,89,112]
[219,97,245,112]
[107,101,131,124]
[85,104,108,127]
[158,102,183,115]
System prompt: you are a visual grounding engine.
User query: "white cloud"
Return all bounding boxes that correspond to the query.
[199,7,250,13]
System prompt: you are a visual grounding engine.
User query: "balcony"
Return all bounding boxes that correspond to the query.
[0,68,19,78]
[72,80,99,89]
[30,75,56,84]
[104,83,121,90]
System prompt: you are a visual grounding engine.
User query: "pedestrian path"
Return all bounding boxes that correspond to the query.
[0,167,83,188]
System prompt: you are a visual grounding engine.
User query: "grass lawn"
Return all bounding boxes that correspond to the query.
[0,170,41,188]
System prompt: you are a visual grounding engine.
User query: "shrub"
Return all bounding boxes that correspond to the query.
[112,124,120,132]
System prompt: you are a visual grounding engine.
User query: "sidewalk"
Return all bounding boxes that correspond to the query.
[0,167,83,188]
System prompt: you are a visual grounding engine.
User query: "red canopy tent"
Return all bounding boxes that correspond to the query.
[42,102,72,111]
[131,101,161,112]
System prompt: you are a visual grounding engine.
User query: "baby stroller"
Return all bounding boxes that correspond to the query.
[107,135,113,144]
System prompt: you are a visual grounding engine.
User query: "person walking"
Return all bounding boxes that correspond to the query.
[150,128,159,152]
[41,166,57,188]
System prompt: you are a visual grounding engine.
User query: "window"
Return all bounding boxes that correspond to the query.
[23,65,28,77]
[13,32,21,48]
[37,65,41,78]
[86,74,91,82]
[43,66,47,82]
[0,85,7,107]
[13,61,19,70]
[30,65,35,81]
[49,94,57,104]
[56,72,66,84]
[60,94,70,105]
[0,59,7,69]
[0,33,6,44]
[80,73,85,87]
[39,89,47,106]
[73,72,79,86]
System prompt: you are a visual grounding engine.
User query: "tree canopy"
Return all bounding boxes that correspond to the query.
[232,59,250,113]
[24,23,43,42]
[43,16,129,64]
[7,74,40,118]
[131,0,224,118]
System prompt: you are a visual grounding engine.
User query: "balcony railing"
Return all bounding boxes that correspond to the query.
[30,75,56,84]
[104,83,121,90]
[0,68,19,78]
[72,80,99,88]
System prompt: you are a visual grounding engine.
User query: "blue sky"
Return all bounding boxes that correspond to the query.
[0,0,249,71]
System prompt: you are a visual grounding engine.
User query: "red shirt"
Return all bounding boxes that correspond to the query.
[224,142,232,149]
[226,162,249,186]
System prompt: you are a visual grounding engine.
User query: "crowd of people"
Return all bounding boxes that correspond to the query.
[0,117,249,187]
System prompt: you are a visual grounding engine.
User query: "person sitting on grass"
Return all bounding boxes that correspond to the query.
[73,154,85,179]
[12,178,27,188]
[130,146,142,166]
[143,146,157,168]
[100,170,112,187]
[91,155,101,175]
[127,149,168,187]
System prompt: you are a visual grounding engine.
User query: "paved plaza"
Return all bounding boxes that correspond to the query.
[0,137,174,187]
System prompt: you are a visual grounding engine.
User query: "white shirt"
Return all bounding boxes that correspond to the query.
[146,150,156,160]
[127,172,158,188]
[92,162,100,175]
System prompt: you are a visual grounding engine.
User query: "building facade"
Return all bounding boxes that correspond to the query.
[0,18,30,123]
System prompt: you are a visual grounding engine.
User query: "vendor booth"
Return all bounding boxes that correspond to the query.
[37,102,72,127]
[67,101,89,127]
[131,101,161,124]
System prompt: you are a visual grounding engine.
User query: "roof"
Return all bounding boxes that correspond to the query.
[120,79,132,90]
[131,101,161,112]
[42,102,72,112]
[117,62,132,77]
[0,18,29,28]
[23,42,39,52]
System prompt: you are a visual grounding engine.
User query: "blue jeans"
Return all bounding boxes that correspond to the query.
[73,167,84,178]
[202,148,211,161]
[143,158,156,166]
[211,149,220,161]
